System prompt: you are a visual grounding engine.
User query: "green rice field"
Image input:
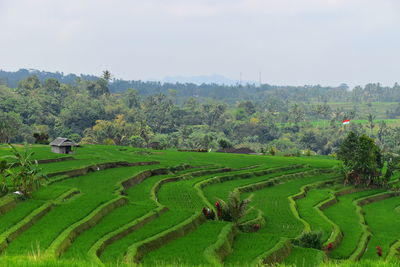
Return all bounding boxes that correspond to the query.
[0,144,399,266]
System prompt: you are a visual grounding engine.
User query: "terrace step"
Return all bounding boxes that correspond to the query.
[223,172,338,265]
[237,169,333,193]
[291,180,343,245]
[197,165,308,212]
[122,167,248,263]
[46,164,192,258]
[10,156,75,168]
[355,192,400,260]
[0,195,18,216]
[47,160,160,181]
[65,167,210,261]
[0,188,80,254]
[321,188,385,259]
[104,166,258,261]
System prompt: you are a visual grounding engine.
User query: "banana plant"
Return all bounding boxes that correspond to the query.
[5,144,47,197]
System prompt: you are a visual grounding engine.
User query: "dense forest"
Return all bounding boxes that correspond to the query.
[1,69,400,155]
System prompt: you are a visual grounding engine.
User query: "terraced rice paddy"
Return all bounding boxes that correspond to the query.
[0,144,399,266]
[362,196,400,260]
[323,189,384,259]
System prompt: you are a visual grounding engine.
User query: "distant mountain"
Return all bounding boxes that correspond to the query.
[162,74,255,85]
[0,68,256,89]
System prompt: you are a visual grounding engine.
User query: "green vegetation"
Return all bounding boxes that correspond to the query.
[0,143,399,266]
[4,71,400,158]
[295,188,336,242]
[337,132,388,186]
[283,246,325,267]
[5,165,157,255]
[323,189,384,259]
[4,144,47,196]
[143,221,228,266]
[362,196,400,259]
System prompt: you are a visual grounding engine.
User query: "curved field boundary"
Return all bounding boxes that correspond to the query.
[316,196,342,249]
[318,187,386,258]
[251,178,339,265]
[237,169,331,194]
[45,165,190,258]
[122,167,242,263]
[47,160,160,180]
[289,179,341,238]
[204,223,236,265]
[199,165,305,191]
[89,167,223,263]
[317,187,366,250]
[152,167,233,198]
[0,196,18,216]
[289,179,340,242]
[10,157,75,168]
[45,197,128,258]
[196,165,306,210]
[253,237,292,265]
[37,157,75,164]
[0,188,79,253]
[238,209,265,232]
[350,191,400,261]
[199,168,325,265]
[227,171,336,265]
[88,207,169,265]
[388,243,400,259]
[125,212,206,263]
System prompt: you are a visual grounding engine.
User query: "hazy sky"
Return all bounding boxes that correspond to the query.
[0,0,399,86]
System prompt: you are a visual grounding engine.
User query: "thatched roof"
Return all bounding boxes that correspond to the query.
[50,137,75,147]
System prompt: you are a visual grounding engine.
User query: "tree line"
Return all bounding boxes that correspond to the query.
[1,72,400,155]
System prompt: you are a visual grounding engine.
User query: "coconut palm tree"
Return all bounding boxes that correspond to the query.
[367,113,376,137]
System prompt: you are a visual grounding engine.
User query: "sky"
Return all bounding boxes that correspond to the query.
[0,0,399,87]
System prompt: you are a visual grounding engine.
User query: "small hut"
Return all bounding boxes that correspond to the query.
[50,137,75,154]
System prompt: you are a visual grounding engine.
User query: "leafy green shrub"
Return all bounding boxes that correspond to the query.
[295,231,323,249]
[218,139,232,149]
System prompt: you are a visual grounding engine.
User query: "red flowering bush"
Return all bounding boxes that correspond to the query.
[202,207,215,220]
[325,242,333,252]
[215,201,222,218]
[376,246,382,257]
[252,224,260,232]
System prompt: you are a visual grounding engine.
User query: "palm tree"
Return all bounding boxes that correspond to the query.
[215,191,253,225]
[102,70,112,81]
[367,113,375,137]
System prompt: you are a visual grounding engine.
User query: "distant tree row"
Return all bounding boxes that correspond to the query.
[2,73,400,156]
[2,69,400,103]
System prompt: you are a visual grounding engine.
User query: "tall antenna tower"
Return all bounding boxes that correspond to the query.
[240,72,242,85]
[259,71,262,86]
